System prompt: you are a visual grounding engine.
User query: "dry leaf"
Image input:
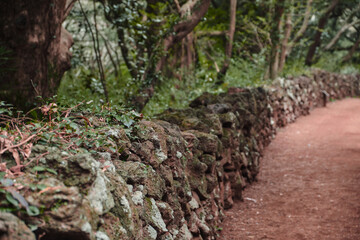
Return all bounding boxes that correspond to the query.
[20,142,32,160]
[0,162,7,171]
[41,103,58,115]
[9,148,21,166]
[41,105,51,115]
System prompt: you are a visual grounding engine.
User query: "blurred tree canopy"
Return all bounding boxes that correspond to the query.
[1,0,360,114]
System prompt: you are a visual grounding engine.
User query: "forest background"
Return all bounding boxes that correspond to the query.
[1,0,360,116]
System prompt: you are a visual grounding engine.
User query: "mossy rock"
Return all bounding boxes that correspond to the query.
[201,114,223,136]
[200,154,216,171]
[187,131,220,154]
[188,174,209,200]
[189,92,218,107]
[0,213,35,240]
[114,161,165,200]
[188,157,208,174]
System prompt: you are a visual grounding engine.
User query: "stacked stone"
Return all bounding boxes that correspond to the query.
[269,70,360,129]
[2,71,359,240]
[158,87,273,239]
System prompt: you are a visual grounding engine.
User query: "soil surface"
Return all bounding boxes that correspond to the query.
[219,98,360,240]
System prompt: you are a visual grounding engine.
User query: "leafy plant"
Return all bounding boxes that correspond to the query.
[0,101,13,116]
[0,174,40,217]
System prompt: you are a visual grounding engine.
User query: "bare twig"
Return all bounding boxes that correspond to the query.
[62,100,84,118]
[24,152,49,168]
[100,33,119,77]
[78,0,109,103]
[0,135,36,155]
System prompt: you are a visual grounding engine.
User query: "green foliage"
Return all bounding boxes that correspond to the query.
[280,57,312,78]
[0,101,13,116]
[58,0,360,116]
[224,55,270,87]
[143,68,222,116]
[0,99,145,228]
[0,100,144,170]
[0,174,40,217]
[314,52,360,74]
[32,166,58,175]
[143,53,270,116]
[103,0,179,84]
[58,66,131,107]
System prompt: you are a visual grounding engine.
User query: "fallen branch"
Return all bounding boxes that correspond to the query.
[0,135,37,155]
[24,152,49,168]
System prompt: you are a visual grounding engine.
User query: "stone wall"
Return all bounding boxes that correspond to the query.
[1,70,359,240]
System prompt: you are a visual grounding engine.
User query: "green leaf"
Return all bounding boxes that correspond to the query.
[69,122,78,130]
[29,184,37,191]
[46,168,57,175]
[0,172,6,180]
[32,166,46,172]
[32,166,57,175]
[0,206,17,213]
[26,206,40,216]
[75,139,83,146]
[5,193,19,207]
[36,184,47,190]
[123,118,134,128]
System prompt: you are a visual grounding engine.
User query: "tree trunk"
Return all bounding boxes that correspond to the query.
[305,0,339,66]
[117,28,138,79]
[156,0,211,72]
[0,0,73,110]
[269,0,285,80]
[278,13,292,73]
[287,0,313,55]
[132,0,211,112]
[217,0,237,83]
[342,35,360,62]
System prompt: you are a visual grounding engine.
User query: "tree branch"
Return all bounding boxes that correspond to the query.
[196,30,227,38]
[324,19,360,50]
[179,0,200,17]
[164,0,211,51]
[156,0,211,71]
[305,0,339,66]
[291,0,313,45]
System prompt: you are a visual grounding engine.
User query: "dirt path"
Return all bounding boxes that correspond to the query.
[219,98,360,240]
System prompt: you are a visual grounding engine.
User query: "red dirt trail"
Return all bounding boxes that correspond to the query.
[219,98,360,240]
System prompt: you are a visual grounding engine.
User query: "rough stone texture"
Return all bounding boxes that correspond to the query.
[1,70,359,239]
[0,212,35,240]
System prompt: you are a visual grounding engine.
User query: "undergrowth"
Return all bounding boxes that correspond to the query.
[0,101,143,218]
[57,52,360,117]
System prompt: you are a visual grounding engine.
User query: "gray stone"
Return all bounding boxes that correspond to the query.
[0,212,35,240]
[87,171,115,215]
[132,191,144,206]
[95,231,110,240]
